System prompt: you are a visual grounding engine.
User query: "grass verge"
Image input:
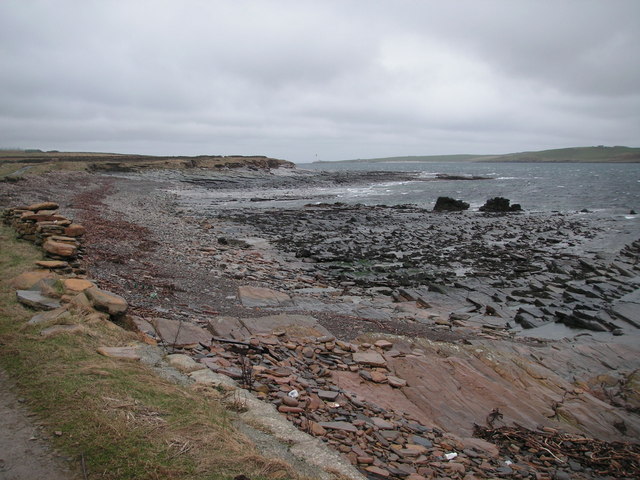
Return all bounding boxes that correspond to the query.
[0,224,299,480]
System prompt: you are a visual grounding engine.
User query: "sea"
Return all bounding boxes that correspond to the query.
[299,161,640,216]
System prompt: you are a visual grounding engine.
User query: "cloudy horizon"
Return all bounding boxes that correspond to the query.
[1,0,639,163]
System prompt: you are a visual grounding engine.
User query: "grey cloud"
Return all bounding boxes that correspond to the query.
[0,0,638,162]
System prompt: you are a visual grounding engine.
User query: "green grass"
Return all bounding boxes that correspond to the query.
[0,224,301,480]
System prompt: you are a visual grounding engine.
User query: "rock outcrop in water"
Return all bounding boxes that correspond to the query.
[479,197,522,212]
[432,196,470,212]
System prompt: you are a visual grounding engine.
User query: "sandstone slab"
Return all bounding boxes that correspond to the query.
[238,285,292,307]
[85,286,128,316]
[43,239,77,258]
[239,314,331,337]
[10,271,57,290]
[35,260,69,270]
[64,224,86,237]
[40,324,83,337]
[16,290,61,310]
[28,307,70,325]
[353,351,387,367]
[27,201,59,211]
[97,346,141,361]
[166,354,205,373]
[63,278,94,293]
[133,317,211,348]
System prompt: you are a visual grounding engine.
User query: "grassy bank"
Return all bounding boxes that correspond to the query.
[0,224,298,480]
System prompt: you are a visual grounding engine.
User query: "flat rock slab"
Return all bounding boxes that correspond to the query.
[319,421,358,433]
[28,307,70,325]
[166,354,205,373]
[10,271,57,290]
[238,285,293,307]
[43,239,77,258]
[352,351,387,367]
[16,290,61,310]
[97,346,141,361]
[208,316,252,340]
[40,324,83,337]
[35,260,69,269]
[611,289,640,328]
[62,278,94,293]
[239,314,332,337]
[133,317,211,348]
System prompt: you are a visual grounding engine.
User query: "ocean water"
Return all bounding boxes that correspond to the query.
[300,161,640,215]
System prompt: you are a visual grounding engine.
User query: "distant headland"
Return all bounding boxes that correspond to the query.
[321,146,640,164]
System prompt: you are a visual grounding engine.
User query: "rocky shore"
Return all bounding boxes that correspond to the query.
[1,166,639,480]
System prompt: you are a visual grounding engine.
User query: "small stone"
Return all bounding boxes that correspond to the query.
[317,390,339,401]
[64,224,86,237]
[365,466,390,477]
[374,339,393,350]
[371,417,394,429]
[319,421,358,433]
[357,456,374,464]
[370,371,387,383]
[553,471,571,480]
[387,375,407,388]
[282,396,299,407]
[277,405,303,414]
[308,421,326,436]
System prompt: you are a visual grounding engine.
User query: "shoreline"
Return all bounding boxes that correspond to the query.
[1,168,639,478]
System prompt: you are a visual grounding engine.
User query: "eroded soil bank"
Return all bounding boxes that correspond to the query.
[1,168,639,479]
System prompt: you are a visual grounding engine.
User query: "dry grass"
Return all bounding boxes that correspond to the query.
[0,224,303,480]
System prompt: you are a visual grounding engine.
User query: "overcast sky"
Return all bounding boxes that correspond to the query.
[1,1,639,162]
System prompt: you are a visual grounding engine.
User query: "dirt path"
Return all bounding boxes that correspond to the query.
[0,369,77,480]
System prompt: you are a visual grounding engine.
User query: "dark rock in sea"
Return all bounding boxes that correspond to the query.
[630,209,637,215]
[479,197,522,212]
[433,196,470,212]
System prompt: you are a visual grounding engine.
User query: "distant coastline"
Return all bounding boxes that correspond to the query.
[319,145,640,164]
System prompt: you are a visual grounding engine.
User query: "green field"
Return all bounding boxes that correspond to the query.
[325,146,640,164]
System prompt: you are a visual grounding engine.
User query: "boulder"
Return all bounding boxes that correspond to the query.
[479,197,522,212]
[84,286,128,316]
[433,197,470,212]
